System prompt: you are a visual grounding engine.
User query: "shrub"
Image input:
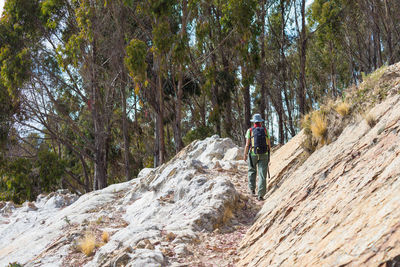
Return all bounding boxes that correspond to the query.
[335,102,350,116]
[310,112,327,142]
[101,231,109,243]
[79,233,96,256]
[301,113,317,153]
[364,113,377,128]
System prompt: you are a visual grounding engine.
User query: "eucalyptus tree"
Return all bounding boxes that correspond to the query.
[191,0,238,137]
[0,0,138,190]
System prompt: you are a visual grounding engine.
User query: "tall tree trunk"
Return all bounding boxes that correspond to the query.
[114,2,131,181]
[173,70,184,152]
[154,112,160,167]
[121,84,131,181]
[384,0,394,65]
[91,29,107,190]
[277,98,284,144]
[259,0,267,120]
[211,55,221,136]
[279,0,287,144]
[298,0,307,116]
[243,81,251,131]
[93,116,108,189]
[79,155,90,192]
[329,42,337,97]
[173,0,187,153]
[157,69,165,164]
[283,88,296,137]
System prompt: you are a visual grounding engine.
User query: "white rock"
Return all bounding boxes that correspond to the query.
[0,135,239,267]
[223,147,244,161]
[174,244,191,257]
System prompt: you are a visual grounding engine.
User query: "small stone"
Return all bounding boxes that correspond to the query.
[213,228,221,234]
[145,243,155,250]
[27,202,38,211]
[165,232,177,241]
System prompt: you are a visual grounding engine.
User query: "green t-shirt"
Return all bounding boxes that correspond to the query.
[246,127,270,155]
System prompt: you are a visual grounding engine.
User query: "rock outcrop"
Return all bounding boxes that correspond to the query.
[238,65,400,266]
[0,136,242,266]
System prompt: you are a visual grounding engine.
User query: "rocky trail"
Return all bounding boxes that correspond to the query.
[175,164,263,266]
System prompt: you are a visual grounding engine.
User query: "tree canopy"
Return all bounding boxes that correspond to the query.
[1,0,399,203]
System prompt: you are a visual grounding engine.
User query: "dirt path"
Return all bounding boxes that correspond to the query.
[172,162,263,266]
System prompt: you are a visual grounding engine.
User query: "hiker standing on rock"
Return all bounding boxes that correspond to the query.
[243,114,271,201]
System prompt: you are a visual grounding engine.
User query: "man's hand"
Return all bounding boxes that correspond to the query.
[243,155,247,162]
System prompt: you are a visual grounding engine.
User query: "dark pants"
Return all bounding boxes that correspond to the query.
[248,153,269,198]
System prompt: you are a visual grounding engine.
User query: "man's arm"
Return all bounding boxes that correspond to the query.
[243,138,250,161]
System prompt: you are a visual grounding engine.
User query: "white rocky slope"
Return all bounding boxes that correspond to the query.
[0,135,244,266]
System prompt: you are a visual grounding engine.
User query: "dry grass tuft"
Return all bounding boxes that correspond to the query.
[79,233,96,256]
[364,113,377,128]
[101,231,110,243]
[310,112,327,142]
[335,102,350,116]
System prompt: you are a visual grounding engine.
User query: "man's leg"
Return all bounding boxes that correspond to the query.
[248,154,257,194]
[257,154,269,198]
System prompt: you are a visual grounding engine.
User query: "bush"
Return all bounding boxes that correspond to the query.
[0,147,65,204]
[364,113,377,128]
[101,231,109,243]
[335,102,350,116]
[310,112,327,143]
[79,233,96,256]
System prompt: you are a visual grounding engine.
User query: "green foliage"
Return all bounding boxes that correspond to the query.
[152,20,174,54]
[183,125,214,145]
[150,0,174,16]
[0,145,65,204]
[40,0,65,29]
[0,157,34,203]
[7,262,22,267]
[0,84,15,148]
[125,39,148,83]
[0,46,31,93]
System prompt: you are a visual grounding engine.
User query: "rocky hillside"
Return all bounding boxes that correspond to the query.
[1,63,400,267]
[1,135,260,266]
[238,63,400,266]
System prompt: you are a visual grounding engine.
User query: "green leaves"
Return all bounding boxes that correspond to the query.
[152,19,175,54]
[125,39,148,83]
[0,46,31,94]
[0,146,65,203]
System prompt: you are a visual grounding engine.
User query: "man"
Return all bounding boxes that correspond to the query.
[243,114,271,201]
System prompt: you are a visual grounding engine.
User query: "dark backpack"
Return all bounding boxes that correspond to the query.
[251,127,268,154]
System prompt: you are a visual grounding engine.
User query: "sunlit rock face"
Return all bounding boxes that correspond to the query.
[238,81,400,265]
[0,135,240,266]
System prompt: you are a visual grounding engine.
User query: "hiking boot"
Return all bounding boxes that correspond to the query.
[257,196,264,201]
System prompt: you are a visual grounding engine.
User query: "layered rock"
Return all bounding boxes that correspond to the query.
[238,82,400,265]
[0,136,240,266]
